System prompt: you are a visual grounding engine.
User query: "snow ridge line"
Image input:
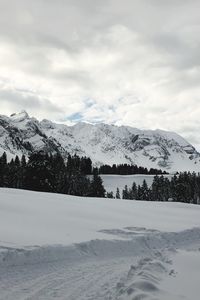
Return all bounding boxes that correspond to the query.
[0,227,200,268]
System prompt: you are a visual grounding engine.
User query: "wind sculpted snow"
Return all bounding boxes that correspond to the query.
[0,188,200,299]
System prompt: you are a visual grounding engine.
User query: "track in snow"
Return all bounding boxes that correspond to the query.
[0,227,200,300]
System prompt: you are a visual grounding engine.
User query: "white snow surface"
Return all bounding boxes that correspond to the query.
[0,188,200,247]
[1,188,200,299]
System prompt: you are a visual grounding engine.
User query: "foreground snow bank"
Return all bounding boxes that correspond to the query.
[1,188,200,299]
[0,187,200,268]
[0,188,200,248]
[1,227,200,267]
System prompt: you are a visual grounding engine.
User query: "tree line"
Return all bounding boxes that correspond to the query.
[1,151,200,204]
[0,152,105,197]
[119,173,200,204]
[97,163,168,175]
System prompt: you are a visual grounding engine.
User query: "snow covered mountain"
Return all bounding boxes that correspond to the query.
[0,110,200,172]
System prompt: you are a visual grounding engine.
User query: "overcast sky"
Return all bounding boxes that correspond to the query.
[0,0,200,148]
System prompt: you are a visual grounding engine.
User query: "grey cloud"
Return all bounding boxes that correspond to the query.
[0,0,199,148]
[0,87,63,119]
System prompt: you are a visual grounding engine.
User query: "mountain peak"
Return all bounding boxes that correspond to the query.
[0,113,200,172]
[10,110,30,122]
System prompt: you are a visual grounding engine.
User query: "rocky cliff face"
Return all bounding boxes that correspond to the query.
[0,111,199,172]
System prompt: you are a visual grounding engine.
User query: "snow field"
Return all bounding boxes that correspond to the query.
[0,187,200,299]
[100,174,173,194]
[0,187,200,248]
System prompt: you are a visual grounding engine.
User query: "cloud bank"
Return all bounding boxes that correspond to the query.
[0,0,200,148]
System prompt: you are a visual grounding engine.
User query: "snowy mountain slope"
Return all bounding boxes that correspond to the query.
[0,111,200,172]
[0,188,200,300]
[0,111,66,161]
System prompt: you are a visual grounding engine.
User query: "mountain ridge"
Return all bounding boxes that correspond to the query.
[0,111,199,172]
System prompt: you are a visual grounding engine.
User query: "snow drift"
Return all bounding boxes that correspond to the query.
[0,188,200,299]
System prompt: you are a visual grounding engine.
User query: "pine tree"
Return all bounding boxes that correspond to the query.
[106,191,114,198]
[90,170,105,197]
[116,187,121,199]
[21,155,26,167]
[7,159,15,187]
[24,151,55,192]
[151,175,163,201]
[122,185,129,199]
[130,182,137,199]
[137,185,142,200]
[140,179,149,200]
[0,152,8,187]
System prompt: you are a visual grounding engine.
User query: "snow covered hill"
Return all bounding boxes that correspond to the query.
[0,111,200,172]
[1,188,200,248]
[0,188,200,300]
